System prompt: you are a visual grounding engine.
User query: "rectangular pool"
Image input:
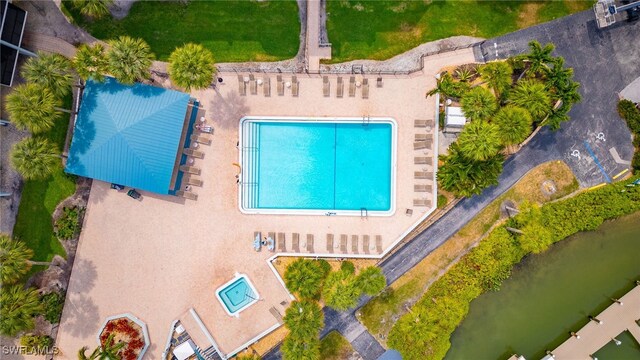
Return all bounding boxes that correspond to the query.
[239,117,396,216]
[215,274,259,317]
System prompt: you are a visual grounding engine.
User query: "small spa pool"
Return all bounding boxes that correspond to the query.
[215,274,259,316]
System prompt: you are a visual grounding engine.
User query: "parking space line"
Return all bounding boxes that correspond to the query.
[613,169,629,180]
[584,140,612,182]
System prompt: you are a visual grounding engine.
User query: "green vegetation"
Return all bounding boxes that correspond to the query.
[13,94,76,262]
[66,0,113,19]
[10,138,61,181]
[5,84,62,134]
[326,1,592,63]
[73,43,109,82]
[21,53,74,98]
[40,291,65,324]
[0,285,44,337]
[64,1,300,62]
[437,194,448,208]
[436,41,581,197]
[20,334,53,352]
[388,177,640,360]
[320,331,354,360]
[168,43,216,91]
[282,301,323,360]
[284,259,330,300]
[618,100,640,172]
[323,262,385,311]
[106,36,155,84]
[0,235,34,284]
[78,333,125,360]
[54,207,83,241]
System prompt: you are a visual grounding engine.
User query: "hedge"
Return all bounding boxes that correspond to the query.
[617,100,640,172]
[388,178,640,359]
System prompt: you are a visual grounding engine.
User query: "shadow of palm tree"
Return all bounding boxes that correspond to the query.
[62,293,100,338]
[209,90,250,130]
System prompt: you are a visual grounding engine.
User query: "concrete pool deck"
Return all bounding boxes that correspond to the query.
[55,48,476,358]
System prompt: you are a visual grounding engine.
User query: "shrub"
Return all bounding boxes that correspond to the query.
[20,334,53,353]
[284,259,326,299]
[40,291,65,324]
[54,207,83,240]
[437,194,448,208]
[340,261,355,275]
[618,99,640,173]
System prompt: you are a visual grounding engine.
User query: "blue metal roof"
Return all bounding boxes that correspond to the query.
[66,78,190,194]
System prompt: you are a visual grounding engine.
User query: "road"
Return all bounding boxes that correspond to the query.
[264,10,640,360]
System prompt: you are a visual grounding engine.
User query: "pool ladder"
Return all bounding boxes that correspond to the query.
[361,208,368,218]
[362,116,370,126]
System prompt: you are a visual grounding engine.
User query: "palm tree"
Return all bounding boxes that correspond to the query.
[107,36,155,85]
[78,333,125,360]
[437,144,503,197]
[509,79,552,121]
[542,105,571,131]
[493,106,533,146]
[284,259,326,299]
[524,40,555,76]
[5,84,61,134]
[281,334,321,360]
[457,121,501,161]
[322,270,360,311]
[355,267,386,296]
[21,52,74,98]
[427,72,470,99]
[168,43,216,91]
[70,0,113,19]
[460,87,498,122]
[478,61,513,98]
[0,285,44,337]
[283,300,324,339]
[0,235,34,284]
[11,137,61,180]
[73,43,109,82]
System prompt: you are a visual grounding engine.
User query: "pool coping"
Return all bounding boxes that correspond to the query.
[237,116,398,217]
[214,273,261,317]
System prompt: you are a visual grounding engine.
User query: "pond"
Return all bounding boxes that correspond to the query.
[445,212,640,360]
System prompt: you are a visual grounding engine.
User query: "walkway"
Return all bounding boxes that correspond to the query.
[305,0,331,71]
[265,10,640,360]
[550,285,640,359]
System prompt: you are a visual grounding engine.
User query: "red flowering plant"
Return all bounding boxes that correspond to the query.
[99,317,146,360]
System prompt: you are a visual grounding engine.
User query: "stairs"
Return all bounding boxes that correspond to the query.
[241,121,260,209]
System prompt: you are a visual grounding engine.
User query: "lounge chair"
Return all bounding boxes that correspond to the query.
[414,119,427,128]
[414,184,432,192]
[186,177,203,187]
[413,141,432,150]
[195,124,213,134]
[176,190,198,201]
[414,156,431,165]
[414,198,432,207]
[340,235,348,253]
[238,75,246,96]
[377,77,383,88]
[414,171,432,179]
[269,307,283,323]
[326,234,334,253]
[336,77,344,98]
[277,232,286,252]
[375,235,382,254]
[323,76,330,97]
[415,133,431,142]
[267,232,275,251]
[110,183,125,191]
[179,165,201,175]
[349,76,356,97]
[361,78,369,99]
[250,77,257,95]
[183,148,204,159]
[306,234,314,252]
[292,233,300,252]
[277,75,284,96]
[190,134,212,145]
[254,232,262,252]
[362,235,370,254]
[263,76,271,97]
[351,235,359,254]
[127,189,142,200]
[292,75,299,97]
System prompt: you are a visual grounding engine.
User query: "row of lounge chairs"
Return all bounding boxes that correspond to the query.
[413,118,436,208]
[323,76,369,99]
[238,74,299,97]
[253,232,383,254]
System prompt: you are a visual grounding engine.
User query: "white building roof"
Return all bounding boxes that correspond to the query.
[173,340,195,360]
[445,106,467,127]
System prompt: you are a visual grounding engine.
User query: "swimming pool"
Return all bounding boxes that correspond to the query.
[239,116,396,216]
[215,274,259,317]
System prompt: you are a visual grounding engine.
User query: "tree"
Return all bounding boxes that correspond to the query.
[168,43,216,91]
[283,300,324,339]
[11,137,61,181]
[493,106,533,146]
[21,52,73,98]
[70,0,113,19]
[509,79,552,121]
[73,43,109,82]
[0,285,43,337]
[78,333,125,360]
[355,267,386,296]
[107,36,154,85]
[524,40,555,76]
[281,334,320,360]
[460,87,498,122]
[478,61,513,98]
[437,144,503,197]
[457,121,501,161]
[322,270,360,311]
[5,84,61,134]
[0,235,34,284]
[284,259,326,299]
[427,72,470,99]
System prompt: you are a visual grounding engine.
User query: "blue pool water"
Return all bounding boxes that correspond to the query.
[242,120,393,212]
[218,277,257,314]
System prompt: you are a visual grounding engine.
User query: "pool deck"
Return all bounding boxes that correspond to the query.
[55,48,476,359]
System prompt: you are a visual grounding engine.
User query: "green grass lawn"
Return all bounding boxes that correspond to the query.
[65,1,300,62]
[326,0,593,63]
[12,95,76,262]
[320,331,354,360]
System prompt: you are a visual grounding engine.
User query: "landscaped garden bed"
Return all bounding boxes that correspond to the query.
[98,315,149,360]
